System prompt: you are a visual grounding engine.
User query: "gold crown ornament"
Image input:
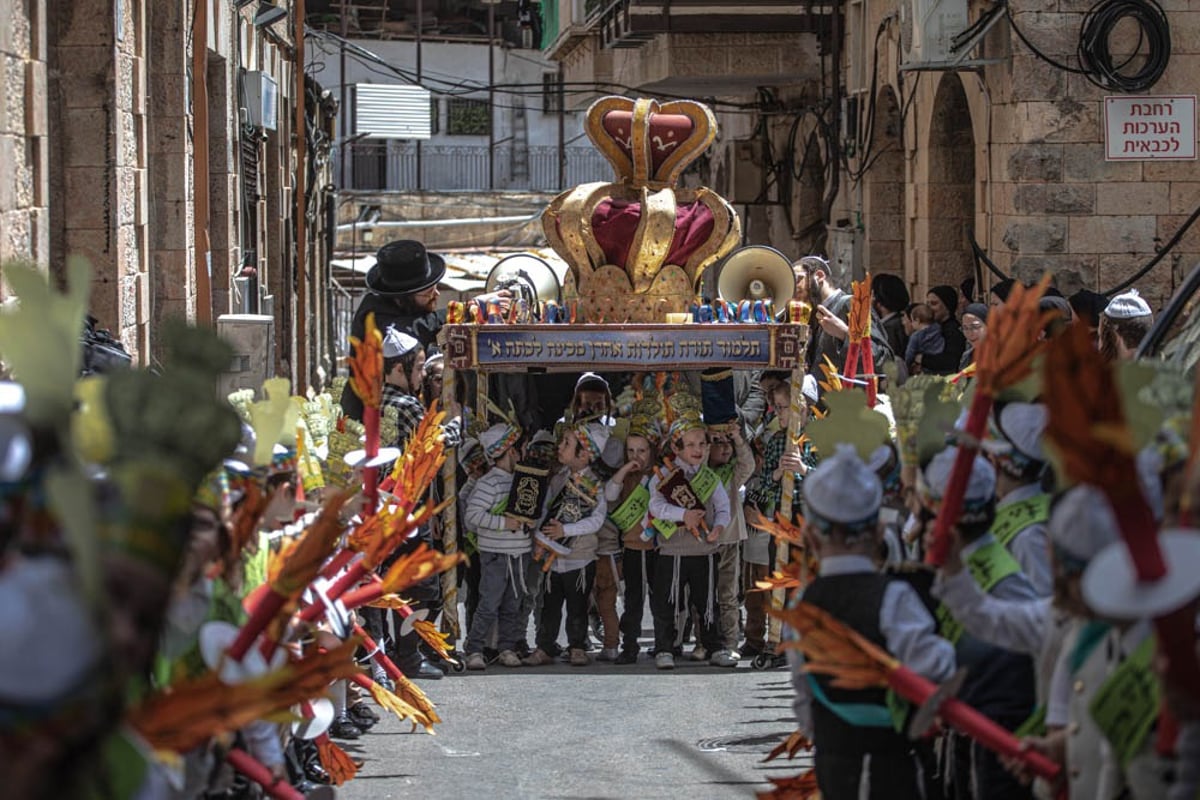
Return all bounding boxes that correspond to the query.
[543,97,741,323]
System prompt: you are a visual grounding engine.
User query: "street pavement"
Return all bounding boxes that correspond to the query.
[336,653,812,800]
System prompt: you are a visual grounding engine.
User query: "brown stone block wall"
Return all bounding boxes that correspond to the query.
[986,0,1200,304]
[0,0,48,270]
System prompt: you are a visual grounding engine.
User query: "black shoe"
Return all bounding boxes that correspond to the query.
[614,649,638,665]
[738,643,763,659]
[401,658,445,680]
[305,759,331,785]
[330,713,362,740]
[348,703,379,731]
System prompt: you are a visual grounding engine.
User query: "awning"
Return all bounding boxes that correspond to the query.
[331,247,570,296]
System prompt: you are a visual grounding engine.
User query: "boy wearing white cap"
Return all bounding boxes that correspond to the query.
[933,482,1173,800]
[523,422,609,667]
[381,326,461,449]
[919,447,1038,800]
[986,402,1054,596]
[1099,288,1153,362]
[463,421,528,670]
[647,414,732,670]
[790,445,955,800]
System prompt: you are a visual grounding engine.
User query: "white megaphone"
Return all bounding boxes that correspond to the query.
[485,253,562,307]
[716,246,796,307]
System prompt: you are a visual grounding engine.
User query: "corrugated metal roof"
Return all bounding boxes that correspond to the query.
[355,84,432,140]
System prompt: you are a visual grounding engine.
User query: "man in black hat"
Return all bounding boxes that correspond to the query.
[340,240,511,420]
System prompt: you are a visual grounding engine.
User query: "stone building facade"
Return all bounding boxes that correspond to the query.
[0,0,336,388]
[540,0,1200,308]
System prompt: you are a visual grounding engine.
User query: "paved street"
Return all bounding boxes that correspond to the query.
[338,656,810,800]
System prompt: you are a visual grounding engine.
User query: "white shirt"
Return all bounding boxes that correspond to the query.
[788,554,957,736]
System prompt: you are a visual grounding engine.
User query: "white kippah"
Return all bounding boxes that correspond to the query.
[1049,485,1120,562]
[1103,289,1152,320]
[382,327,421,358]
[921,446,996,506]
[802,444,883,526]
[994,402,1048,463]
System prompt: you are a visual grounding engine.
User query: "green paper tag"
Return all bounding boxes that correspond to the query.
[937,540,1022,645]
[1088,636,1159,768]
[609,484,650,533]
[992,494,1050,549]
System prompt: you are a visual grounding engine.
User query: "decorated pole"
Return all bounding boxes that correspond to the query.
[926,276,1052,566]
[1047,323,1200,740]
[768,359,806,652]
[774,602,1062,782]
[227,749,308,800]
[228,490,352,661]
[348,313,385,514]
[439,338,462,646]
[842,273,877,407]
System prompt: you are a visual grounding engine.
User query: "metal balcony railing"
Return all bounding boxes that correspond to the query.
[341,142,613,192]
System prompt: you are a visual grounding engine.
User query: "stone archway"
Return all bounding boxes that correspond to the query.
[923,73,975,289]
[864,86,905,276]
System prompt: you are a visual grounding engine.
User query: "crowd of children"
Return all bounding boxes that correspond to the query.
[451,369,821,672]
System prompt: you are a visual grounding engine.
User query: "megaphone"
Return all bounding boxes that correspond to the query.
[716,246,795,307]
[485,253,562,307]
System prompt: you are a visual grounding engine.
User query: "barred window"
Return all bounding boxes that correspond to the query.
[446,98,491,136]
[543,72,562,114]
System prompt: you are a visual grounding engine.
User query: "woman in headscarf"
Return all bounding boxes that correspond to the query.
[920,284,967,374]
[960,302,989,370]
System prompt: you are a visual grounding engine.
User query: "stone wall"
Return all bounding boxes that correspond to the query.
[977,0,1200,308]
[0,0,49,270]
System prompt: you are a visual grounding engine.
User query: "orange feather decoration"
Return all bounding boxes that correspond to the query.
[316,736,360,785]
[756,770,819,800]
[413,618,455,662]
[926,275,1053,565]
[347,312,384,410]
[378,542,467,596]
[848,273,873,343]
[762,730,813,763]
[269,489,354,597]
[128,640,362,753]
[387,406,449,501]
[817,355,843,395]
[770,602,1062,781]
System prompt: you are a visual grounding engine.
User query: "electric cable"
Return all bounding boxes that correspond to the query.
[1077,0,1170,91]
[1006,0,1171,91]
[1102,204,1200,295]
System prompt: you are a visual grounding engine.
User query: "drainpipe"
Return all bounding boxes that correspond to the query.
[295,0,308,387]
[193,0,213,324]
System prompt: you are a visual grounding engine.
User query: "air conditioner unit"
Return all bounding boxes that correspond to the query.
[244,71,278,130]
[217,314,275,398]
[900,0,969,65]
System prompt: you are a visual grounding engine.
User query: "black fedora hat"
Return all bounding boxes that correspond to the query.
[366,240,446,296]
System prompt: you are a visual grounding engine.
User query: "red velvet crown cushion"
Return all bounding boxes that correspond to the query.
[601,111,696,176]
[589,199,715,271]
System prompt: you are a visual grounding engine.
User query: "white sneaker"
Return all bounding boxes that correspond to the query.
[690,646,708,662]
[709,650,738,668]
[497,650,523,667]
[655,652,675,670]
[596,647,619,662]
[465,652,487,671]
